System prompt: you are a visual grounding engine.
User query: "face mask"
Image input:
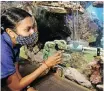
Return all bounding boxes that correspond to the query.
[16,31,38,46]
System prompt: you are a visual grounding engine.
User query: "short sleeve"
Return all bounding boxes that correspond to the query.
[1,44,16,79]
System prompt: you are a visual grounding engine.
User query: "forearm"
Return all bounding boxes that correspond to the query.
[39,69,50,77]
[8,52,62,91]
[15,62,22,80]
[19,63,48,89]
[15,61,48,80]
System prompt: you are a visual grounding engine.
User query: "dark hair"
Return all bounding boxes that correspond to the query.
[1,7,32,34]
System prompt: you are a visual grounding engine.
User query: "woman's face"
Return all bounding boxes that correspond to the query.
[7,16,38,45]
[16,16,37,36]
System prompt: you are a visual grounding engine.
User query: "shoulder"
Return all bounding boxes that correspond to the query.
[1,34,16,79]
[1,34,14,63]
[1,34,13,55]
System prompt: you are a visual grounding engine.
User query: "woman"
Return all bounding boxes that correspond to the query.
[1,7,62,91]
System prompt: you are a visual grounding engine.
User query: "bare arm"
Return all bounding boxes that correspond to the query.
[15,62,22,80]
[7,63,48,91]
[7,52,62,91]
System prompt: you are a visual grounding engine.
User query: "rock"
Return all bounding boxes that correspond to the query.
[68,52,87,70]
[64,67,92,88]
[47,6,68,13]
[96,84,104,90]
[87,58,103,85]
[24,45,43,65]
[93,1,103,7]
[35,1,84,13]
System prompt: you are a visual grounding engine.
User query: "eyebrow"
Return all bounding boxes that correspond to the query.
[24,22,36,31]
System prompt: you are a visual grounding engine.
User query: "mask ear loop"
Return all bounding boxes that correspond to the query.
[12,27,20,37]
[11,28,20,44]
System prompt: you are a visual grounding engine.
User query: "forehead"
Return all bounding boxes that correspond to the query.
[17,16,34,28]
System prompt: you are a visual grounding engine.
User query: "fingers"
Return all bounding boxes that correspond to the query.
[55,53,62,59]
[55,59,62,65]
[54,51,62,56]
[55,55,62,60]
[56,58,62,63]
[57,61,62,64]
[54,51,62,62]
[57,58,62,62]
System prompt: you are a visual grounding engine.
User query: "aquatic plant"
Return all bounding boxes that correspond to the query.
[43,40,71,66]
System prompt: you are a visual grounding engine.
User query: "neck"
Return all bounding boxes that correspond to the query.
[10,37,17,47]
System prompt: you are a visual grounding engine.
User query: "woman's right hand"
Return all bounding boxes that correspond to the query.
[45,51,62,68]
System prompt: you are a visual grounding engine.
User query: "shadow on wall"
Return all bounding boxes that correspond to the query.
[36,12,71,46]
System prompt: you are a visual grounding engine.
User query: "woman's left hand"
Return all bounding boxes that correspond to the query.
[27,87,38,91]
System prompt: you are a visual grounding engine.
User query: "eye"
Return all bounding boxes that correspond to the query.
[32,26,35,29]
[32,23,36,29]
[25,27,31,32]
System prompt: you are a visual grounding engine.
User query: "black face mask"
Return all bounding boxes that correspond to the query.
[16,31,38,46]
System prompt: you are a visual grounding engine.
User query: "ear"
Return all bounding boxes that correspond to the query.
[6,28,15,38]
